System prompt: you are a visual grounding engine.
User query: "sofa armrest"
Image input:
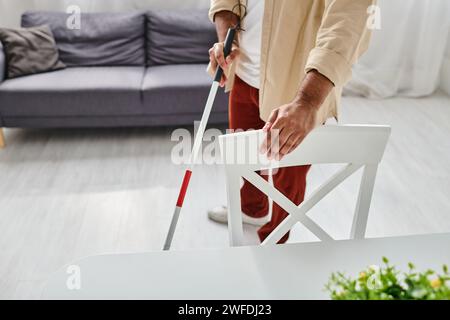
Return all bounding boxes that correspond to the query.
[0,42,5,83]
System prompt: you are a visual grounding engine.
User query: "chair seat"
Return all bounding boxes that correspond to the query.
[142,64,229,115]
[0,67,145,117]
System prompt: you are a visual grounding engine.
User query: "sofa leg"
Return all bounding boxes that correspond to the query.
[0,128,5,148]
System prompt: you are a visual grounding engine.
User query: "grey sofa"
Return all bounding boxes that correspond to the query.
[0,10,228,140]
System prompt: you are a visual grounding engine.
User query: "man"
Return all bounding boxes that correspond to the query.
[207,0,374,243]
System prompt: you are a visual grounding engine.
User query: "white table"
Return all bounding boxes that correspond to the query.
[43,233,450,299]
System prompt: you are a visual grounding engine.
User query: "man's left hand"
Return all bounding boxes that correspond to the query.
[260,101,317,161]
[259,70,334,161]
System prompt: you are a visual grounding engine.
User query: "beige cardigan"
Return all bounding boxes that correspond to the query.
[209,0,375,124]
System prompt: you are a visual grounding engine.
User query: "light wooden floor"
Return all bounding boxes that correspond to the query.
[1,92,449,299]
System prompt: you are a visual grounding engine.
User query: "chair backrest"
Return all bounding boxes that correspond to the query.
[219,125,391,246]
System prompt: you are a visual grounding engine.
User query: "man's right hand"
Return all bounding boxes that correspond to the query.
[210,10,240,87]
[209,41,240,87]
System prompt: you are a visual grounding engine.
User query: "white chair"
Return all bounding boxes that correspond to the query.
[219,125,391,246]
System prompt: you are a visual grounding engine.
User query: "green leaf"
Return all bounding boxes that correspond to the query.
[326,257,450,300]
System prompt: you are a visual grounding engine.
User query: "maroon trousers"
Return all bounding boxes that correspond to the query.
[228,76,310,243]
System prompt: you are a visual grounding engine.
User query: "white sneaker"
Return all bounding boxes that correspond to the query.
[207,205,269,226]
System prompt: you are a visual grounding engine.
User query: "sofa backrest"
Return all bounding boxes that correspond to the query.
[21,11,146,67]
[20,10,215,68]
[147,9,215,66]
[0,42,5,82]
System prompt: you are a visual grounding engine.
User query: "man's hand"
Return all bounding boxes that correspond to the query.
[260,70,334,160]
[260,102,317,161]
[210,10,240,87]
[209,42,239,87]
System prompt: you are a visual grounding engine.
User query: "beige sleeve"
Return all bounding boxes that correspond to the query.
[305,0,376,87]
[208,0,243,22]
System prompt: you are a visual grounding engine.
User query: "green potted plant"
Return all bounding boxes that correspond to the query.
[325,257,450,300]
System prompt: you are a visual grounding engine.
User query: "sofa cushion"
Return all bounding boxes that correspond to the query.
[142,64,228,115]
[0,67,145,117]
[21,11,146,67]
[146,10,216,66]
[0,25,65,79]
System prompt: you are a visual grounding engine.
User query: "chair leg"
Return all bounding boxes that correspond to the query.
[0,128,5,148]
[350,164,378,239]
[226,171,244,247]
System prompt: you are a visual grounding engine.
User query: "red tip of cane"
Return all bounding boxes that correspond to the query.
[176,170,192,207]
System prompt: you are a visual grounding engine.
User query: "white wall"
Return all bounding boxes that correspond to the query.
[0,0,209,28]
[441,32,450,96]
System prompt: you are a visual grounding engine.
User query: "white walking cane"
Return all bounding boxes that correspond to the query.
[163,27,237,250]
